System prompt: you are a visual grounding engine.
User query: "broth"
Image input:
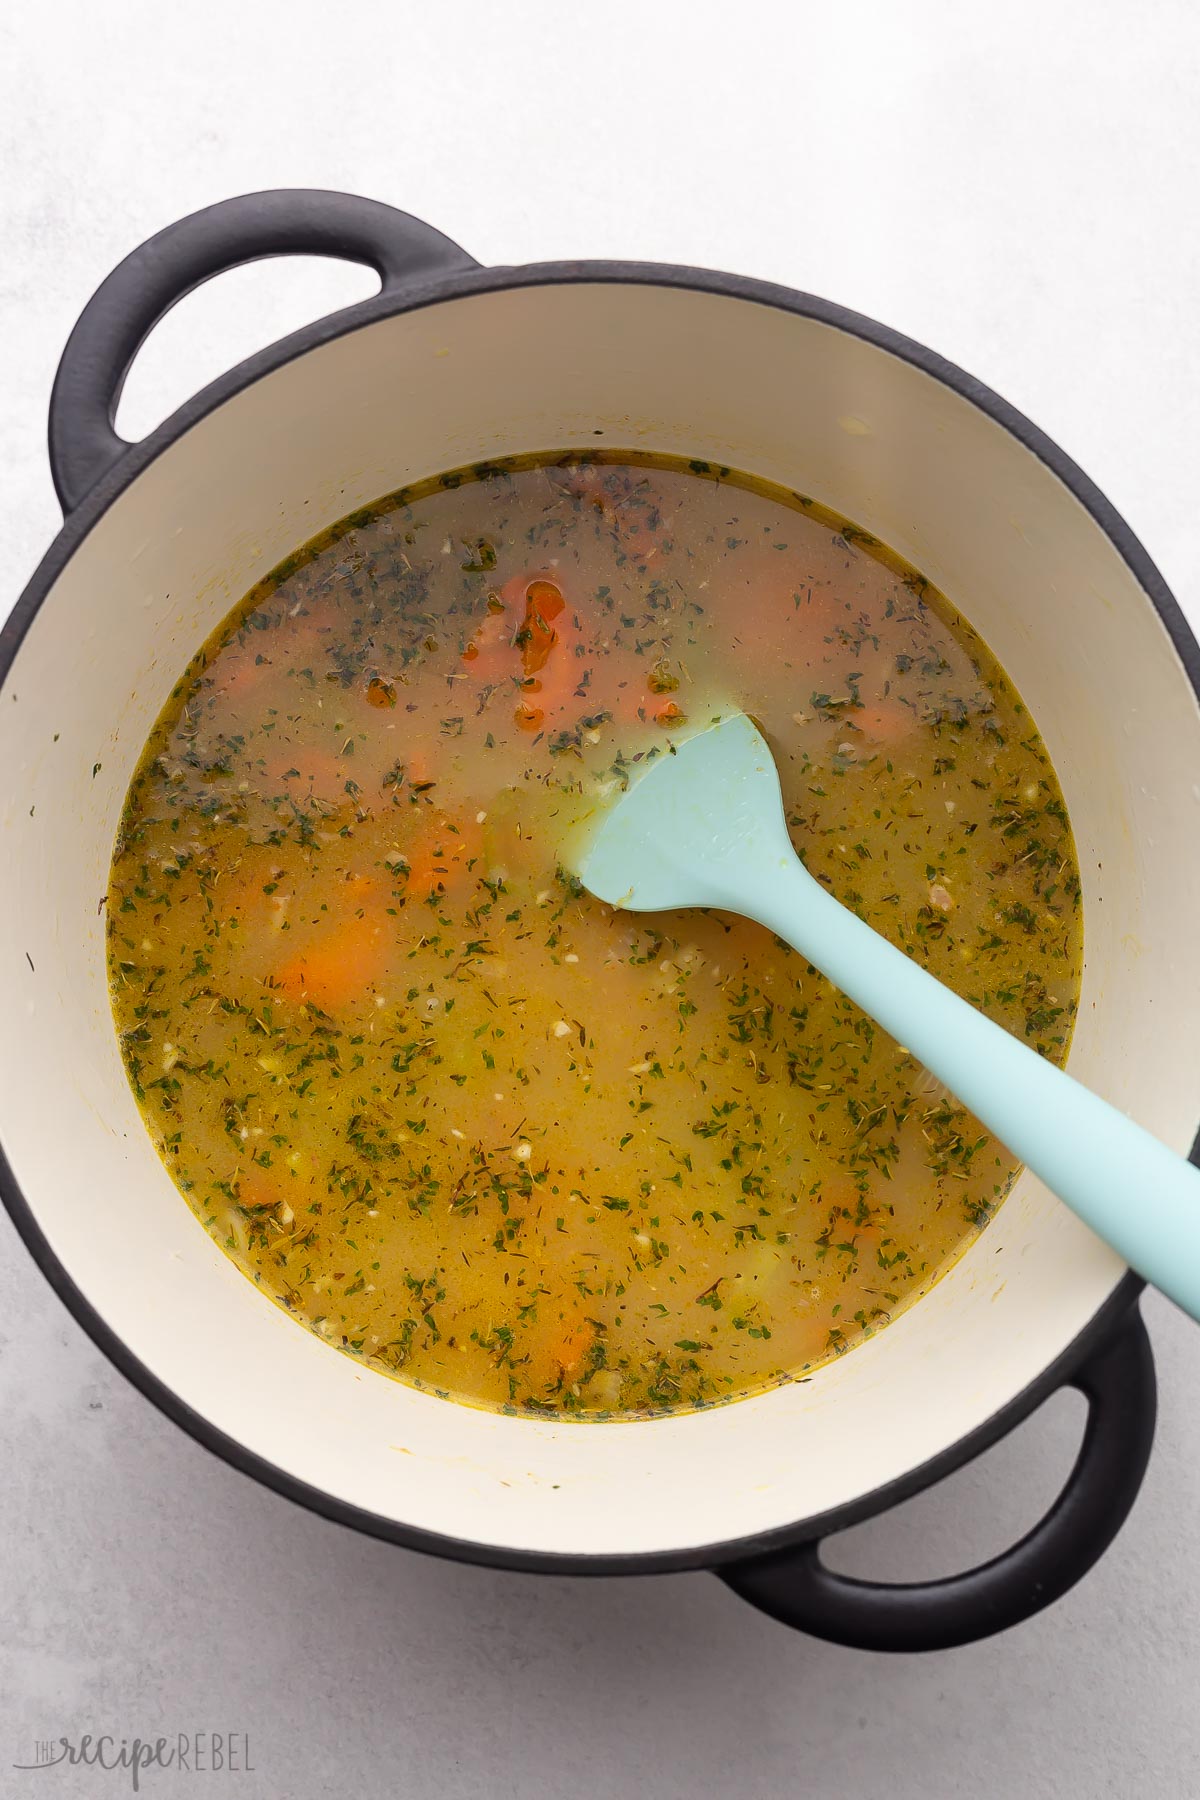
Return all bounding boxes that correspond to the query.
[108,453,1082,1418]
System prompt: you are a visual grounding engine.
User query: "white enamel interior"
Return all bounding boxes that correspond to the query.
[2,281,1198,1560]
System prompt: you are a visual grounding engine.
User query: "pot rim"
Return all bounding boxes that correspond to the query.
[0,254,1185,1574]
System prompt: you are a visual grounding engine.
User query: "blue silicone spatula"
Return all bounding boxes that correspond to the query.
[573,711,1200,1320]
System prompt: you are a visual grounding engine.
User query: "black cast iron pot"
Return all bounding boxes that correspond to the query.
[3,190,1190,1652]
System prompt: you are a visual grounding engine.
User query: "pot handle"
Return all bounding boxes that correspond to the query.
[48,188,480,515]
[719,1302,1155,1653]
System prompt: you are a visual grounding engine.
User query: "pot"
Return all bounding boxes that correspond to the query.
[2,190,1191,1654]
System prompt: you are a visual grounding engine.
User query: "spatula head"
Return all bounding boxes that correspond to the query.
[574,712,797,913]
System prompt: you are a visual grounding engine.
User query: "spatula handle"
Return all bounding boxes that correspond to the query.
[752,861,1200,1321]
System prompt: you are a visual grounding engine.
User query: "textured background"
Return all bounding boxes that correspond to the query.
[2,2,1199,1794]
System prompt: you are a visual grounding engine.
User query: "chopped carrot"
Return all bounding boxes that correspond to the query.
[341,873,377,901]
[208,599,341,705]
[461,572,591,727]
[460,573,562,671]
[552,1321,595,1375]
[851,701,919,743]
[273,913,387,1009]
[515,579,565,676]
[261,745,350,803]
[399,816,479,900]
[237,1174,284,1211]
[790,1313,843,1366]
[273,880,385,1008]
[208,643,272,701]
[403,749,434,788]
[655,700,687,728]
[721,555,842,660]
[456,564,699,739]
[530,1315,597,1389]
[521,642,590,719]
[514,700,545,733]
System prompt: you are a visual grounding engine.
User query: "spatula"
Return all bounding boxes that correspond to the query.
[573,711,1200,1321]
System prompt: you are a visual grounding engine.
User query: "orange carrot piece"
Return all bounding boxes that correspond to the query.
[516,579,565,676]
[514,701,545,733]
[261,746,350,803]
[236,1174,284,1211]
[851,701,919,743]
[273,890,387,1009]
[718,553,841,659]
[461,573,573,693]
[208,644,271,702]
[395,816,481,901]
[540,1317,596,1382]
[271,921,385,1022]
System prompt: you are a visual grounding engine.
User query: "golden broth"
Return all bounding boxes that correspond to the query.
[108,454,1082,1418]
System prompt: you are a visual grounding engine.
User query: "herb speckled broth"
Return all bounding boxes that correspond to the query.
[107,453,1082,1418]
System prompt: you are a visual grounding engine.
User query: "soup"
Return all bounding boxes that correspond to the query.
[107,453,1082,1419]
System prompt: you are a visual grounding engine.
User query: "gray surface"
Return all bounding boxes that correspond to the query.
[2,2,1200,1794]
